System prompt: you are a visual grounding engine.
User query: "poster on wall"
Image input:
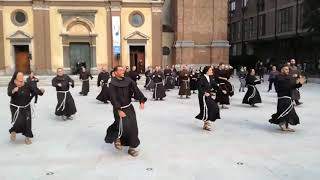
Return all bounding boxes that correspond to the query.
[112,16,121,56]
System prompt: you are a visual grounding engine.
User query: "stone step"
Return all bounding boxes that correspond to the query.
[0,75,146,87]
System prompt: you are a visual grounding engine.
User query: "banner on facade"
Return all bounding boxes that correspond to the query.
[112,16,121,55]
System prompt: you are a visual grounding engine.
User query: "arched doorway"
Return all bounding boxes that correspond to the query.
[61,16,97,74]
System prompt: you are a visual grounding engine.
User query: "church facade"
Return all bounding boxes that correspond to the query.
[0,0,229,75]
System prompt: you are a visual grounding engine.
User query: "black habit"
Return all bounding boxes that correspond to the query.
[195,75,220,122]
[96,71,111,103]
[144,70,154,90]
[8,81,43,138]
[128,71,141,82]
[190,72,198,91]
[242,75,262,105]
[269,74,302,126]
[105,77,147,148]
[152,71,166,99]
[26,76,39,103]
[164,68,175,89]
[52,75,77,117]
[215,69,233,105]
[178,70,191,96]
[79,71,93,95]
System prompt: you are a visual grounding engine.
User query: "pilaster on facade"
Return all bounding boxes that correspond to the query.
[109,0,122,12]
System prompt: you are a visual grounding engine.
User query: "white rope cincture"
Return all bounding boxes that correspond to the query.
[277,96,294,119]
[117,103,132,138]
[100,80,104,87]
[10,103,31,124]
[105,78,111,88]
[154,82,163,99]
[165,76,169,85]
[182,80,189,90]
[202,95,208,121]
[146,77,152,88]
[247,85,256,103]
[57,91,69,112]
[31,103,36,121]
[118,117,123,138]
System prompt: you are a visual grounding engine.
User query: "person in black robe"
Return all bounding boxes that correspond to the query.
[79,67,93,96]
[144,66,154,91]
[195,66,220,131]
[190,68,198,94]
[128,66,141,82]
[215,63,232,109]
[52,68,77,120]
[124,66,130,77]
[255,60,265,82]
[152,66,166,100]
[164,65,175,90]
[96,67,111,103]
[26,71,39,104]
[178,65,191,98]
[269,65,305,132]
[225,65,235,96]
[8,71,44,144]
[172,65,180,87]
[289,59,303,106]
[242,69,262,107]
[105,65,147,157]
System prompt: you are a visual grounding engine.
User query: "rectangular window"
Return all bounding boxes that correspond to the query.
[244,19,250,40]
[299,3,304,29]
[243,0,249,8]
[236,21,241,40]
[278,7,294,33]
[229,0,236,17]
[231,23,236,41]
[249,18,253,39]
[258,14,266,36]
[251,17,257,38]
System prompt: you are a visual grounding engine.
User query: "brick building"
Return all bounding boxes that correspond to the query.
[228,0,320,69]
[171,0,230,66]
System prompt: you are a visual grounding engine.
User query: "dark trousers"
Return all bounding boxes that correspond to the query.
[31,95,38,103]
[268,79,275,91]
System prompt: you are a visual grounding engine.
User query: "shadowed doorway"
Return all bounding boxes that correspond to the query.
[14,45,30,74]
[129,46,145,73]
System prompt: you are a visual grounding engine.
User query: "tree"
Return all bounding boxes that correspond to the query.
[303,0,320,32]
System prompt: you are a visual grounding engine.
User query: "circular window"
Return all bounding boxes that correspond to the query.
[11,10,28,26]
[129,11,144,27]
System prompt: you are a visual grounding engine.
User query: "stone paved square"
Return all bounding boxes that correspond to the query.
[0,78,319,180]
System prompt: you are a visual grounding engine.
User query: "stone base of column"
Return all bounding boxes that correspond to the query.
[210,40,230,65]
[0,69,6,76]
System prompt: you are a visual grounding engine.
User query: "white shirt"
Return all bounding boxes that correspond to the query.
[204,74,210,83]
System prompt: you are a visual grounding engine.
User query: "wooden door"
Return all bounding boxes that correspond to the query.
[15,51,30,74]
[130,52,135,69]
[137,52,145,73]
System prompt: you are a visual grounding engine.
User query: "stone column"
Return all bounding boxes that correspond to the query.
[106,7,113,69]
[32,0,52,74]
[0,5,5,74]
[211,0,229,64]
[152,6,163,67]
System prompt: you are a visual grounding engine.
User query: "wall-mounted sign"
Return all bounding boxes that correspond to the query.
[112,16,121,55]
